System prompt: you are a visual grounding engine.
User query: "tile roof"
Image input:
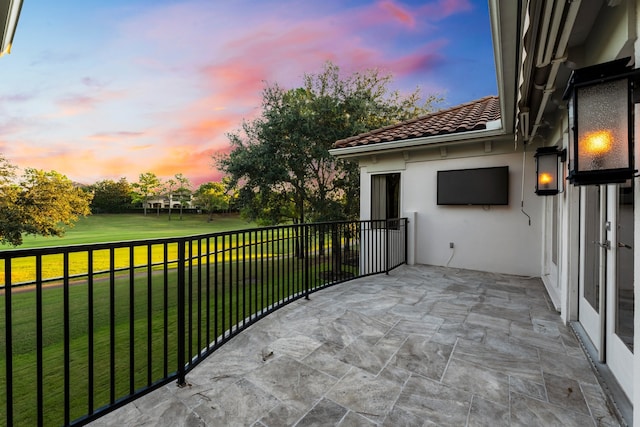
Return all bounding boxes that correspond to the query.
[333,95,500,149]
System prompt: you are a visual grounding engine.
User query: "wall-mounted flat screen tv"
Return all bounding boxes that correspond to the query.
[437,166,509,205]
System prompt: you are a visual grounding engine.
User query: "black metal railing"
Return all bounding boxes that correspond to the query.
[0,218,407,426]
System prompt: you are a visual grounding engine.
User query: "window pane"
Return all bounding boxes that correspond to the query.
[386,173,400,219]
[616,183,634,352]
[371,175,386,221]
[371,173,400,226]
[583,185,600,312]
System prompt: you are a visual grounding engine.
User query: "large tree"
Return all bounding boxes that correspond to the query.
[163,177,179,220]
[162,174,191,220]
[193,179,236,222]
[219,62,441,225]
[173,173,191,220]
[88,178,132,213]
[131,172,162,216]
[0,156,93,246]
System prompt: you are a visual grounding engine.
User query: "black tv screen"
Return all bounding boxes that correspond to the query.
[437,166,509,205]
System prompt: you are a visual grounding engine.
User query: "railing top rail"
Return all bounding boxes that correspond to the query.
[0,218,407,259]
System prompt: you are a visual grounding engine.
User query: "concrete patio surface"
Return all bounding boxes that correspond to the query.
[91,264,621,426]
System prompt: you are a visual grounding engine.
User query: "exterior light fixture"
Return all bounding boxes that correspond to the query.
[563,57,639,185]
[534,146,565,195]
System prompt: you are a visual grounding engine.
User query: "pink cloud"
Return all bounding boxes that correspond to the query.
[81,77,108,89]
[379,1,415,28]
[419,0,473,21]
[201,62,266,107]
[0,93,33,103]
[181,119,236,143]
[54,95,101,117]
[0,119,28,137]
[389,39,449,75]
[89,131,145,142]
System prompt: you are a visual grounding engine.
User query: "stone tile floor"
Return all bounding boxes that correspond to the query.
[92,265,620,426]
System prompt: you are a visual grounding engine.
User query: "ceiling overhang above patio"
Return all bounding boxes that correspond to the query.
[516,0,631,143]
[1,0,23,56]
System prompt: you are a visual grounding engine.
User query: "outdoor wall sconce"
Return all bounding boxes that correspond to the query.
[563,57,639,185]
[535,146,565,195]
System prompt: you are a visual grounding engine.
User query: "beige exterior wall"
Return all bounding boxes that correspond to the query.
[358,139,543,277]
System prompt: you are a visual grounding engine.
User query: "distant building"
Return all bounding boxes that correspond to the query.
[146,194,196,209]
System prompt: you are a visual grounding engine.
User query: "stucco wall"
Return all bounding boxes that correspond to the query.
[359,145,543,277]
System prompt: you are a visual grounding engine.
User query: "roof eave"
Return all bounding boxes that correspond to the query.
[329,127,509,159]
[1,0,24,56]
[488,0,522,135]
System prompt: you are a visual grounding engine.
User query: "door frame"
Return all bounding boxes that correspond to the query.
[576,183,634,401]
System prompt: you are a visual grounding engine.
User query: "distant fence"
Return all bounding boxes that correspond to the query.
[0,218,407,426]
[112,208,238,215]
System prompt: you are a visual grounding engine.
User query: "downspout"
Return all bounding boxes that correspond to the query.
[531,57,566,137]
[530,0,581,139]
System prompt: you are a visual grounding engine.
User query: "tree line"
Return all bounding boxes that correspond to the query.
[87,173,236,220]
[0,156,235,246]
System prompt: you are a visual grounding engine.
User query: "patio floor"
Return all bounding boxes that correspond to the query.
[91,264,620,426]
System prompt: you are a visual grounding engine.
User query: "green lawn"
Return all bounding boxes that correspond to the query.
[1,213,256,249]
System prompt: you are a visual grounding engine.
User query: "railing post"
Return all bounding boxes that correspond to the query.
[304,224,310,300]
[4,259,13,427]
[385,220,390,275]
[176,239,187,387]
[403,218,408,265]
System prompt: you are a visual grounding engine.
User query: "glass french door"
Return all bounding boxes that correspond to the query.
[606,183,634,401]
[578,183,634,401]
[578,185,606,359]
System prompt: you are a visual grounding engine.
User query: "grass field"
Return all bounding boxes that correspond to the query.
[0,213,256,249]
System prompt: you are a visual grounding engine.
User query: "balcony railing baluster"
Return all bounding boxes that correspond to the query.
[36,255,44,427]
[163,243,169,379]
[176,239,186,387]
[128,247,135,396]
[109,247,116,405]
[63,252,70,426]
[147,244,153,387]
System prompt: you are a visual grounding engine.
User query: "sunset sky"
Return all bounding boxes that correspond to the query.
[0,0,496,186]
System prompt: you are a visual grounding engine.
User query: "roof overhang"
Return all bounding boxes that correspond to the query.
[488,0,523,137]
[329,126,510,159]
[1,0,23,56]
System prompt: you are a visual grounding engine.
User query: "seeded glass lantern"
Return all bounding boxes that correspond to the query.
[534,146,564,195]
[563,58,638,185]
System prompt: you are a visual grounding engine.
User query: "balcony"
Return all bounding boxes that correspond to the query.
[1,219,620,426]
